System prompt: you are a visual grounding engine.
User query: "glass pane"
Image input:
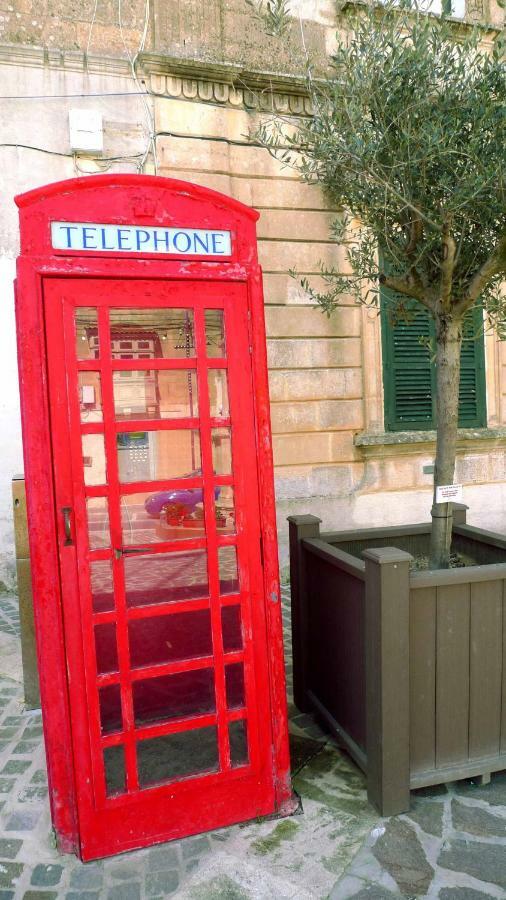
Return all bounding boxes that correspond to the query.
[212,428,232,475]
[86,497,110,550]
[222,606,242,652]
[104,745,125,796]
[117,430,201,483]
[128,610,212,669]
[225,663,245,709]
[208,370,229,418]
[124,550,209,608]
[137,727,218,788]
[90,559,114,613]
[121,489,205,545]
[229,720,248,768]
[113,370,198,421]
[218,546,239,595]
[79,372,103,423]
[132,669,215,727]
[95,623,119,675]
[215,485,235,534]
[205,310,226,358]
[109,309,195,359]
[75,307,99,359]
[82,434,107,486]
[99,685,122,735]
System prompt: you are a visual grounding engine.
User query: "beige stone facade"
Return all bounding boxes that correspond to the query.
[0,0,505,577]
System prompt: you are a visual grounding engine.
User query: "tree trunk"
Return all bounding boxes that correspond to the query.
[429,314,464,569]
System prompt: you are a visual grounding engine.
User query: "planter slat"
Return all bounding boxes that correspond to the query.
[409,587,437,775]
[302,538,365,580]
[410,754,506,790]
[469,580,503,759]
[436,583,471,768]
[454,523,506,552]
[411,562,506,588]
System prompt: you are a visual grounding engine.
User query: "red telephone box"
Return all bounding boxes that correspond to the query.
[14,175,294,860]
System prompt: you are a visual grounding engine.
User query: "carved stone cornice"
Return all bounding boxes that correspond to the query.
[136,52,313,115]
[0,42,132,76]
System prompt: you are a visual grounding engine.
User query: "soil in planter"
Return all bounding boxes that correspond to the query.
[411,551,478,571]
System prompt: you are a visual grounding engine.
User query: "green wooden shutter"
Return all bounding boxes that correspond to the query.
[458,303,487,427]
[381,299,487,432]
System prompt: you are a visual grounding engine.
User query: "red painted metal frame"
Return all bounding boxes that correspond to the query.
[15,175,295,859]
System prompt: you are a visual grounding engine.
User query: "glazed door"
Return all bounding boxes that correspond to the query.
[44,278,275,859]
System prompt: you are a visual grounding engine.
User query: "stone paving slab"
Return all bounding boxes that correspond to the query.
[1,589,506,899]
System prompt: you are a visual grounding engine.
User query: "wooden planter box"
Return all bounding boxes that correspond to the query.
[288,506,506,816]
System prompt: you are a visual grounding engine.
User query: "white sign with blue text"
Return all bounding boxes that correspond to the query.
[51,221,232,257]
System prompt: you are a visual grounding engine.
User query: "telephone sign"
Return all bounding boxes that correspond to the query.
[51,221,232,256]
[15,175,294,860]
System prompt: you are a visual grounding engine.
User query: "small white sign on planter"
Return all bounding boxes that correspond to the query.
[435,484,463,503]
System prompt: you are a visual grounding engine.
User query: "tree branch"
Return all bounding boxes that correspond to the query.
[379,273,435,311]
[455,232,506,315]
[440,220,457,312]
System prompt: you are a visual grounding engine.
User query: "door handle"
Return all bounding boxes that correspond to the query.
[114,547,146,559]
[62,507,73,546]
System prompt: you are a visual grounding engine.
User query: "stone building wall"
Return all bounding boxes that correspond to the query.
[0,0,505,583]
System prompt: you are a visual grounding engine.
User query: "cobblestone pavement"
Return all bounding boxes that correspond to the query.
[0,588,505,899]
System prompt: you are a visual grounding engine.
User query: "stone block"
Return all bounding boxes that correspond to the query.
[155,98,253,142]
[258,209,337,242]
[265,305,360,338]
[364,457,420,492]
[272,431,357,466]
[156,166,325,211]
[158,137,301,180]
[268,368,362,403]
[270,399,363,433]
[258,239,350,274]
[267,337,361,369]
[274,462,365,501]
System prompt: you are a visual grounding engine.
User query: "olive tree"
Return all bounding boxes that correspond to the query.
[259,2,506,568]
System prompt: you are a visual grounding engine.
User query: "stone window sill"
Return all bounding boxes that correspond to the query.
[339,1,503,34]
[354,427,506,458]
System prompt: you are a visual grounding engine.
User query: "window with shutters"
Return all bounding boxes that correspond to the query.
[381,299,487,432]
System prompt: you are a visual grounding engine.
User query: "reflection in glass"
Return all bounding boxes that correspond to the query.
[104,745,125,796]
[113,370,198,421]
[90,560,114,613]
[128,610,212,669]
[94,623,119,675]
[225,663,245,709]
[75,307,99,359]
[86,497,110,550]
[208,370,229,418]
[132,668,215,726]
[79,372,102,422]
[218,546,239,595]
[229,720,248,768]
[214,485,235,533]
[212,428,232,475]
[82,434,107,486]
[109,309,195,359]
[137,727,218,787]
[205,310,226,357]
[117,430,201,483]
[222,606,243,652]
[124,550,209,608]
[121,488,205,545]
[99,684,122,735]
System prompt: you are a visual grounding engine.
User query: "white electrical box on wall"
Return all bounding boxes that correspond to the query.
[68,109,104,154]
